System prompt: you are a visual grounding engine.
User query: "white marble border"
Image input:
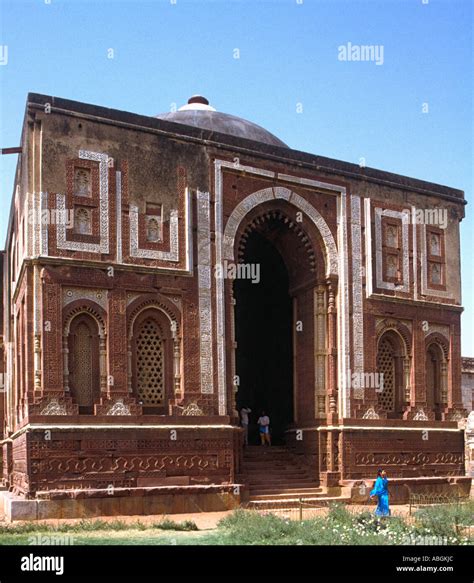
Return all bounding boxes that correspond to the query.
[337,193,350,418]
[197,190,214,394]
[40,192,48,256]
[56,150,110,254]
[412,205,418,301]
[364,198,373,298]
[130,206,179,261]
[129,188,191,269]
[214,164,227,415]
[351,195,364,377]
[222,186,338,278]
[116,171,123,263]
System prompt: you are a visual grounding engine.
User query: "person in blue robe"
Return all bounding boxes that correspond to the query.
[369,468,391,517]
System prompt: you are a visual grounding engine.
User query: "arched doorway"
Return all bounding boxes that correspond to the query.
[131,308,174,415]
[68,313,101,414]
[426,342,445,420]
[376,330,407,418]
[232,205,322,443]
[234,229,293,444]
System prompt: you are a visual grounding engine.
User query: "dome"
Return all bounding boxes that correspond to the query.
[156,96,288,148]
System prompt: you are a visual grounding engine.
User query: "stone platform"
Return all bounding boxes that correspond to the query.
[0,484,242,522]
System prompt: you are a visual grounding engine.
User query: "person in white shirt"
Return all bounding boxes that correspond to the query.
[240,407,252,446]
[257,411,271,446]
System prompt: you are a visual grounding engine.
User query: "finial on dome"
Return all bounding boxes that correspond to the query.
[178,95,216,112]
[187,95,209,106]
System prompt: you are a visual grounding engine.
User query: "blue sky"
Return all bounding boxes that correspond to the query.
[0,0,472,354]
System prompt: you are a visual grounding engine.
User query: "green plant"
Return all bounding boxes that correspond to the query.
[151,519,198,531]
[414,500,474,538]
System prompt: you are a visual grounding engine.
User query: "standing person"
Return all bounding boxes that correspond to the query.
[257,411,271,446]
[369,468,390,517]
[240,406,252,446]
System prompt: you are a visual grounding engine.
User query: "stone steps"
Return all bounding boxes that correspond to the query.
[242,445,327,505]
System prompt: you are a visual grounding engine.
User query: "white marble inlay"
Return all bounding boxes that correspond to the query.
[197,190,214,394]
[351,195,364,378]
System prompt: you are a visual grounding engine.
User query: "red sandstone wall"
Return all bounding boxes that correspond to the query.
[12,427,239,498]
[341,429,464,480]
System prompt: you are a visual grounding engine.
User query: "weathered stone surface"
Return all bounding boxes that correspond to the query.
[0,92,470,519]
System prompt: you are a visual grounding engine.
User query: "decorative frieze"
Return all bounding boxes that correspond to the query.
[182,402,204,416]
[423,323,449,340]
[106,399,131,416]
[362,406,380,420]
[40,399,68,415]
[413,408,429,421]
[62,288,107,310]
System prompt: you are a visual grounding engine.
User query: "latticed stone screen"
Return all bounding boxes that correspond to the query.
[72,322,94,406]
[377,338,395,412]
[136,318,165,405]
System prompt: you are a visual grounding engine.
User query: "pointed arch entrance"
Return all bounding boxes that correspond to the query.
[234,222,294,444]
[227,193,337,443]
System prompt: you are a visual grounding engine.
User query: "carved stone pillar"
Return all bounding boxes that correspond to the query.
[320,429,341,488]
[173,337,182,397]
[34,334,42,393]
[33,265,42,398]
[127,347,133,393]
[99,336,107,395]
[107,290,128,395]
[41,277,63,392]
[403,357,411,403]
[62,336,70,393]
[326,278,338,425]
[449,322,464,410]
[464,412,474,486]
[440,360,448,404]
[314,285,327,418]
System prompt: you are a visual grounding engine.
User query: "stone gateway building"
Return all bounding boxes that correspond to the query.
[0,93,470,519]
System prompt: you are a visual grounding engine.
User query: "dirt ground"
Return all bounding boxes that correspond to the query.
[0,504,415,529]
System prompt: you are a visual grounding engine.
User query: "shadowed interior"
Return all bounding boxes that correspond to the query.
[234,230,294,444]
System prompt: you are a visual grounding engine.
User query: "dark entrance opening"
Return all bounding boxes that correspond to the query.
[234,230,293,445]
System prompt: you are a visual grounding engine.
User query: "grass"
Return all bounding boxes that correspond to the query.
[413,500,474,537]
[0,517,202,545]
[0,530,214,546]
[0,517,198,536]
[215,503,473,546]
[0,502,472,546]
